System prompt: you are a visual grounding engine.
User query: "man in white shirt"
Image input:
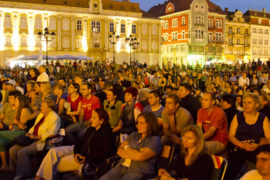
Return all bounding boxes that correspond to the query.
[241,144,270,180]
[37,65,49,82]
[238,72,250,87]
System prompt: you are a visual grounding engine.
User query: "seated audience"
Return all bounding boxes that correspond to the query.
[197,92,228,154]
[258,93,270,119]
[220,94,239,128]
[99,112,162,180]
[240,144,270,180]
[162,94,193,145]
[112,87,143,136]
[143,90,164,126]
[9,99,61,180]
[35,108,113,180]
[226,93,270,180]
[158,125,214,180]
[53,84,67,116]
[178,83,201,123]
[65,83,100,144]
[104,88,122,129]
[0,90,21,130]
[0,95,33,170]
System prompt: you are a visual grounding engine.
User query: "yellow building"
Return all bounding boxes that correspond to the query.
[0,0,161,66]
[224,9,251,62]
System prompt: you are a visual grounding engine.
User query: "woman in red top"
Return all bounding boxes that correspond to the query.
[64,83,82,127]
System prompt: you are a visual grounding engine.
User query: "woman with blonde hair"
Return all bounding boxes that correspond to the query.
[226,93,270,179]
[158,125,214,180]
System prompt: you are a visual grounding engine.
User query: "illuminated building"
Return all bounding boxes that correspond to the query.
[224,9,251,62]
[148,0,225,67]
[0,0,161,65]
[244,8,270,62]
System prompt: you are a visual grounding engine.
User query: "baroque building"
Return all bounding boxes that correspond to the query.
[244,8,270,62]
[148,0,225,67]
[0,0,161,65]
[224,9,251,62]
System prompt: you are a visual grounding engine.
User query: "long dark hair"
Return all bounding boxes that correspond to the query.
[16,95,32,121]
[137,112,160,137]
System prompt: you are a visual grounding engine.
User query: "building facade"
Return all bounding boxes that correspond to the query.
[244,9,270,62]
[0,0,161,66]
[224,9,251,62]
[149,0,225,67]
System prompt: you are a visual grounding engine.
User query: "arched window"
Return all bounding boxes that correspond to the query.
[182,16,186,25]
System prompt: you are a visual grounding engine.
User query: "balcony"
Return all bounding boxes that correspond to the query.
[228,32,234,35]
[208,39,224,44]
[194,23,205,26]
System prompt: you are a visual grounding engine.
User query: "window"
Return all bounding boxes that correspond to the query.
[265,29,269,34]
[182,17,186,25]
[92,21,100,32]
[96,21,100,32]
[172,18,178,28]
[163,33,168,41]
[264,40,268,45]
[208,19,213,27]
[195,16,204,25]
[121,24,125,33]
[237,28,240,34]
[245,29,249,34]
[208,32,212,41]
[132,24,136,34]
[172,32,178,40]
[258,18,262,24]
[258,29,262,34]
[76,20,82,31]
[237,39,240,44]
[92,21,95,32]
[252,39,257,44]
[252,28,257,33]
[163,20,168,29]
[182,31,185,39]
[258,39,263,45]
[229,38,233,45]
[229,27,233,34]
[195,30,204,39]
[109,22,114,33]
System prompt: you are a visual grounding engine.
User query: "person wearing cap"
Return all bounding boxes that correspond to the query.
[178,83,201,123]
[37,65,49,83]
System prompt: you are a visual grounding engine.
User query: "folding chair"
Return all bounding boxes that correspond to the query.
[211,155,228,180]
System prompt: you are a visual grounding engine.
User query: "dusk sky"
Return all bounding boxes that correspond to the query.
[130,0,270,12]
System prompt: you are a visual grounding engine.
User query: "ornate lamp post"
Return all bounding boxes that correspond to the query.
[108,32,119,63]
[126,35,139,65]
[38,28,56,64]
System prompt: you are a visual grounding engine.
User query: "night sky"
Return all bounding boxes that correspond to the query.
[130,0,270,12]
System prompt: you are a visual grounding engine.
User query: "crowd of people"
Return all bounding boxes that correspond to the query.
[0,59,269,180]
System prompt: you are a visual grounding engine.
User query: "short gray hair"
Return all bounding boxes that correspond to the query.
[243,93,260,109]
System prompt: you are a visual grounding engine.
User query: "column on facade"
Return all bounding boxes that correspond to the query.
[71,17,75,51]
[57,16,62,51]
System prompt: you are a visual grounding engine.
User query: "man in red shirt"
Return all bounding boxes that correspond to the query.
[79,83,100,122]
[197,92,228,154]
[65,83,100,144]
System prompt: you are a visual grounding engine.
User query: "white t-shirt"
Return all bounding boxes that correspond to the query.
[240,170,263,180]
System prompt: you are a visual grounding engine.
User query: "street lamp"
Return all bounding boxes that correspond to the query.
[38,28,56,64]
[126,35,139,65]
[108,32,119,63]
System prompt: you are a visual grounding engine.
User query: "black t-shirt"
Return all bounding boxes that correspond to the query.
[172,152,214,180]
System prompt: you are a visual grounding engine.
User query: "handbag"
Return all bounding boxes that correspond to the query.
[13,134,35,146]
